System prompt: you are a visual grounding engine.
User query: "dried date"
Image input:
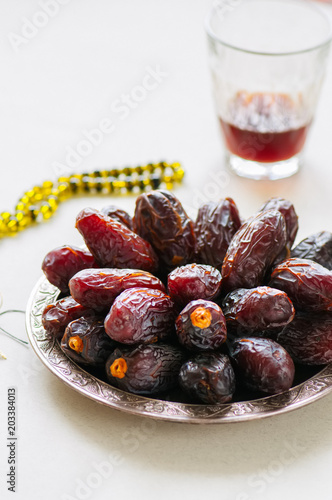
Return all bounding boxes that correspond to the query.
[222,286,295,331]
[42,245,98,293]
[195,198,241,269]
[230,337,295,394]
[175,299,227,351]
[291,231,332,270]
[69,268,166,311]
[167,263,222,308]
[61,316,116,366]
[133,190,196,270]
[277,314,332,365]
[222,210,287,293]
[259,197,298,249]
[76,207,158,273]
[42,296,95,340]
[100,205,133,230]
[104,287,175,344]
[179,353,235,404]
[105,343,184,395]
[269,258,332,312]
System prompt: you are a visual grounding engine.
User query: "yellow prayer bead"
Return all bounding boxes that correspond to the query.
[16,212,30,230]
[1,212,11,221]
[19,195,30,206]
[42,180,54,197]
[47,196,59,210]
[173,167,185,182]
[15,202,28,214]
[87,178,97,190]
[130,178,140,187]
[112,180,127,190]
[33,192,44,203]
[57,183,71,201]
[42,180,53,189]
[0,218,8,236]
[146,163,157,172]
[58,176,70,184]
[40,203,53,220]
[99,180,111,193]
[26,189,36,200]
[69,174,84,192]
[7,217,19,235]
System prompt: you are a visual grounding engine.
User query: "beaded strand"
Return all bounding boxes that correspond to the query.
[0,161,184,238]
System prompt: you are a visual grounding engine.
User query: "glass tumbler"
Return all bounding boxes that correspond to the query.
[206,0,332,180]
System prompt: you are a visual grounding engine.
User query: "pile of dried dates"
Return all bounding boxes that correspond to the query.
[41,190,332,404]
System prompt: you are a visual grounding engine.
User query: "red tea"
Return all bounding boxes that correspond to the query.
[219,120,309,163]
[220,92,310,163]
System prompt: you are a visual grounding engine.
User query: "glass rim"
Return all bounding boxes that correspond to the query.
[205,0,332,57]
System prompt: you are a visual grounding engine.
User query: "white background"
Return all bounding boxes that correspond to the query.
[1,1,332,499]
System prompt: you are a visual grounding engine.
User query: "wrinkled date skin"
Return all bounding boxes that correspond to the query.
[42,296,95,340]
[69,268,166,311]
[133,190,196,270]
[230,337,295,394]
[269,258,332,312]
[61,316,116,366]
[195,198,242,269]
[291,231,332,271]
[222,210,287,293]
[105,343,184,395]
[76,207,158,273]
[277,314,332,365]
[175,299,227,351]
[104,287,175,344]
[100,205,133,230]
[222,286,295,331]
[179,353,236,404]
[167,263,222,308]
[42,245,98,293]
[259,197,298,250]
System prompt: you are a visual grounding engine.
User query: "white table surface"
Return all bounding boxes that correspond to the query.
[1,1,332,499]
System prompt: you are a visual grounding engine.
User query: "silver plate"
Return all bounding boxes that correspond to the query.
[26,276,332,423]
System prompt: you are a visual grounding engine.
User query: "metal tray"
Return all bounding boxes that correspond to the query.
[26,276,332,423]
